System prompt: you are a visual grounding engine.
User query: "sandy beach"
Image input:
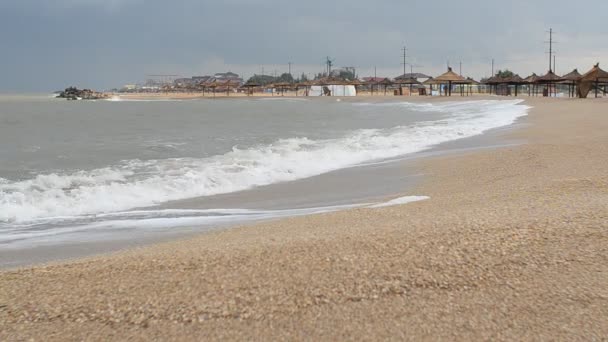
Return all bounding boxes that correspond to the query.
[1,97,607,340]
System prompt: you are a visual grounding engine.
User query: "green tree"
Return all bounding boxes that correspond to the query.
[276,73,294,83]
[245,74,276,85]
[495,69,514,78]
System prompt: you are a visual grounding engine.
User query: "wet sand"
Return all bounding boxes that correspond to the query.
[1,97,607,340]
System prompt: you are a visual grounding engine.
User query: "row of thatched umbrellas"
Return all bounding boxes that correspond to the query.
[165,63,608,98]
[482,63,608,98]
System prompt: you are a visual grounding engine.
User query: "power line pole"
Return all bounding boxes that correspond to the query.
[548,28,553,72]
[288,62,292,76]
[554,55,556,74]
[491,58,494,77]
[401,46,408,76]
[459,61,462,76]
[325,57,333,76]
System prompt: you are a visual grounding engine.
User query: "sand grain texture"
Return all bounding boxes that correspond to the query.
[1,98,607,341]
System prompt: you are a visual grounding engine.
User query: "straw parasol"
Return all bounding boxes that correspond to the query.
[560,69,582,98]
[377,78,394,96]
[523,73,540,96]
[577,63,608,98]
[505,74,526,96]
[271,82,292,96]
[535,70,563,97]
[394,77,422,96]
[296,80,315,96]
[347,79,367,96]
[205,80,219,97]
[433,67,467,96]
[242,81,261,96]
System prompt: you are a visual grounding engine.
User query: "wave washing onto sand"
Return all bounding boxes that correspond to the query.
[1,196,430,247]
[0,100,528,225]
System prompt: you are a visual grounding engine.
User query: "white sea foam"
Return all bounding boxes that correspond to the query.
[369,196,430,208]
[0,100,529,224]
[106,96,185,102]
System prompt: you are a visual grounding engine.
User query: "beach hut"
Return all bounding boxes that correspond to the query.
[577,63,608,98]
[432,67,467,96]
[535,70,563,97]
[560,69,582,98]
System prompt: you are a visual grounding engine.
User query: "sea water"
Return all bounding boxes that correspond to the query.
[0,95,529,254]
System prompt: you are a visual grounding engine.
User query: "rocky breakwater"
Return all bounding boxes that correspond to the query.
[56,87,110,100]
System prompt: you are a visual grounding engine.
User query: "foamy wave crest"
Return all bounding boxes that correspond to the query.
[0,100,528,223]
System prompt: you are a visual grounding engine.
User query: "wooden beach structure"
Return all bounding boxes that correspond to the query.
[577,63,608,98]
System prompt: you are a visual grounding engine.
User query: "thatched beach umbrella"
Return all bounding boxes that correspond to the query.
[242,81,261,96]
[206,80,219,97]
[378,78,394,96]
[577,63,608,98]
[560,69,582,98]
[423,77,438,95]
[535,70,563,97]
[272,82,292,96]
[297,80,315,96]
[394,77,422,96]
[505,74,525,96]
[523,73,540,96]
[347,79,367,96]
[433,67,467,96]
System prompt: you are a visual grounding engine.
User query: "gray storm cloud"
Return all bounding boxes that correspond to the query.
[0,0,606,91]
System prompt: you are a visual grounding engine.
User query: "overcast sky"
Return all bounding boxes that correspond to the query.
[1,0,607,92]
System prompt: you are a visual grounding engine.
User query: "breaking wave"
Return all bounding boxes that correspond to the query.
[0,100,528,224]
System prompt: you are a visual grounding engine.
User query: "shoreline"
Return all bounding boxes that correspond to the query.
[2,97,607,340]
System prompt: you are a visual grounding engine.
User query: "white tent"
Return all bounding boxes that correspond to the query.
[309,85,356,96]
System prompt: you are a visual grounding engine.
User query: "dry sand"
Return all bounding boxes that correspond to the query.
[1,97,607,341]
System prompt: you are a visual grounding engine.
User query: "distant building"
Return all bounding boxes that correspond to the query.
[213,72,243,85]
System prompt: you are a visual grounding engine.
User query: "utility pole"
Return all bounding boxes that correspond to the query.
[491,58,494,77]
[288,62,292,77]
[553,55,556,74]
[548,28,553,72]
[401,46,408,76]
[326,57,333,76]
[459,61,462,76]
[374,66,377,79]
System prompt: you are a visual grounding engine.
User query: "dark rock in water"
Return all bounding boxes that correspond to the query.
[57,87,109,100]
